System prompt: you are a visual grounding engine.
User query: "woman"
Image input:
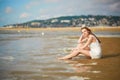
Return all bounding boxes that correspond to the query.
[59,27,102,60]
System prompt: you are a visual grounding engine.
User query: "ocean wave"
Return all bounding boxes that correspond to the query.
[0,56,14,61]
[68,76,90,80]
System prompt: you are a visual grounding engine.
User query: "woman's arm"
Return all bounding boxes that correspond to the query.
[78,34,85,43]
[80,36,93,49]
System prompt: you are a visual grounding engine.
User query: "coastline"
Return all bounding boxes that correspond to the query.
[0,26,120,32]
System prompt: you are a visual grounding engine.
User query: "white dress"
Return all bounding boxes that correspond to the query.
[89,39,102,59]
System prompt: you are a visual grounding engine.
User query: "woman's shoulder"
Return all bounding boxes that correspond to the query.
[89,34,94,38]
[88,34,96,41]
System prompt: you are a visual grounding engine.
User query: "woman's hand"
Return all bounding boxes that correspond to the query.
[78,34,84,43]
[78,33,87,43]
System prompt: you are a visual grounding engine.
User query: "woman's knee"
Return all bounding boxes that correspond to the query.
[78,43,84,47]
[72,50,80,55]
[84,47,90,50]
[79,50,90,57]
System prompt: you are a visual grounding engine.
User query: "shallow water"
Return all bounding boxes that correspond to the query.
[0,29,120,80]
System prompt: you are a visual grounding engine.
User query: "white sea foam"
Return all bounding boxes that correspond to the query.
[41,32,44,36]
[0,56,14,61]
[91,70,101,73]
[75,62,97,66]
[68,76,90,80]
[88,62,97,65]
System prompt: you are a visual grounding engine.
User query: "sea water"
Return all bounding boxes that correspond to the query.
[0,29,120,80]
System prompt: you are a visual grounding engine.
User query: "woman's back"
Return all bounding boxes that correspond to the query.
[89,35,102,59]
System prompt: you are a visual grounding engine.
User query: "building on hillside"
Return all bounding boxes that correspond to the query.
[31,22,41,26]
[61,20,70,23]
[51,19,58,23]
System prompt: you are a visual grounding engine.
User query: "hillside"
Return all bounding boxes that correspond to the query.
[4,15,120,28]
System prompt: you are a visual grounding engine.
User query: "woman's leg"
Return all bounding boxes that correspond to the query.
[79,49,91,58]
[58,43,91,60]
[59,50,80,60]
[77,43,90,57]
[77,43,90,50]
[58,49,91,60]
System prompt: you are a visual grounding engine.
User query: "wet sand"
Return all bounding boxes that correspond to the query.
[0,27,120,80]
[62,36,120,80]
[97,37,120,80]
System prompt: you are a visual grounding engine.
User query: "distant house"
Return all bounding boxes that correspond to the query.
[51,19,58,23]
[31,22,41,26]
[6,25,13,28]
[80,18,84,21]
[61,20,70,23]
[88,18,95,21]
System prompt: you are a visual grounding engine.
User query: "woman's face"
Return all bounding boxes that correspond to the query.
[81,29,89,37]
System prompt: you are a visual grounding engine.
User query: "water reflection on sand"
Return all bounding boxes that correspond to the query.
[0,30,120,80]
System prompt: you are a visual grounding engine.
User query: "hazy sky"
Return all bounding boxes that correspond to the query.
[0,0,120,26]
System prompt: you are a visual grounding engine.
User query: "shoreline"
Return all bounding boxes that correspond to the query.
[0,26,120,32]
[0,27,120,80]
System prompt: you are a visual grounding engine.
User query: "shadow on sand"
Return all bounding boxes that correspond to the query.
[102,53,120,59]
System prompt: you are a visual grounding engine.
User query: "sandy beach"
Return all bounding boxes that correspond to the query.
[0,26,120,32]
[0,26,120,80]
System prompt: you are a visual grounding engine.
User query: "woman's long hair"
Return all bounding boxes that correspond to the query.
[81,27,101,43]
